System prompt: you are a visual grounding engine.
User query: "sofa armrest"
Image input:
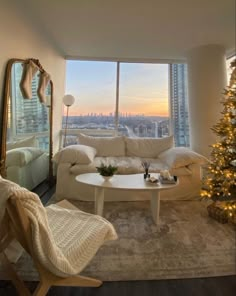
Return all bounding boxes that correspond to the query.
[158,147,209,169]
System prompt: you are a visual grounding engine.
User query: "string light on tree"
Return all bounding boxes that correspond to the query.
[201,59,236,219]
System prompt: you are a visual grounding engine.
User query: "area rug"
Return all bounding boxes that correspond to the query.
[0,199,235,281]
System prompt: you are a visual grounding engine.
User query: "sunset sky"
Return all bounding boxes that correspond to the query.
[65,61,169,117]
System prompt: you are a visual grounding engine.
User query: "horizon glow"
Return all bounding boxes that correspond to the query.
[65,60,169,117]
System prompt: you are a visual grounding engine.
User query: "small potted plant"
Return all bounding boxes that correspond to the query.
[96,163,118,180]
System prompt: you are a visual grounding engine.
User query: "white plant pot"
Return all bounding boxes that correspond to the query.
[101,175,113,181]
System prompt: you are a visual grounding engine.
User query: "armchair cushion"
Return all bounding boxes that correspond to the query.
[45,203,118,277]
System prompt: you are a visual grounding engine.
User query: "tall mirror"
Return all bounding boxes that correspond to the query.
[0,58,53,193]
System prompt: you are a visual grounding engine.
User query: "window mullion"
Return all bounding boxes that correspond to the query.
[115,61,120,135]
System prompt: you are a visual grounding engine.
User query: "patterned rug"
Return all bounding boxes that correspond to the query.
[1,199,235,281]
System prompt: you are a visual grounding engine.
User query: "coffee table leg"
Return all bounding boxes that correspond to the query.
[151,191,160,224]
[95,187,104,216]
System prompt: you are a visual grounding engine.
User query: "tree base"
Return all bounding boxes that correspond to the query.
[207,202,229,224]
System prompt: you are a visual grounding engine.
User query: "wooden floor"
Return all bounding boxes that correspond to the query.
[1,183,235,295]
[0,276,236,296]
[32,179,56,205]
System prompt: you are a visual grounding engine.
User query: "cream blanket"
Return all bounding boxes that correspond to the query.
[0,176,118,277]
[0,176,25,262]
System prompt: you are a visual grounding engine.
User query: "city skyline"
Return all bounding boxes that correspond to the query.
[63,112,169,118]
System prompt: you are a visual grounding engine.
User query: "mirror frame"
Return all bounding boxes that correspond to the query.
[0,58,53,187]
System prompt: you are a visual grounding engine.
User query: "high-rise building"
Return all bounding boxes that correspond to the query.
[9,62,50,150]
[169,64,190,147]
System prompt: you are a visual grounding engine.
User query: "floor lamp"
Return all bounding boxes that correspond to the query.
[63,94,75,147]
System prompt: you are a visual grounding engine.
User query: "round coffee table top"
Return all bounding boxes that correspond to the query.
[75,173,178,191]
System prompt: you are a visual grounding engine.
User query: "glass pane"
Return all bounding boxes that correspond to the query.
[65,60,117,145]
[119,63,169,138]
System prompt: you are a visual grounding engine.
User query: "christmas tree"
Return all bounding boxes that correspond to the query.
[201,59,236,218]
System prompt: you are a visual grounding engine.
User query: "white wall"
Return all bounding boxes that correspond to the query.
[0,0,65,152]
[187,44,227,158]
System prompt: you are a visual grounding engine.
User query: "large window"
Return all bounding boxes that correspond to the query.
[64,60,189,147]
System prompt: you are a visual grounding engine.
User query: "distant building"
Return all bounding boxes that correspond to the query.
[169,64,190,147]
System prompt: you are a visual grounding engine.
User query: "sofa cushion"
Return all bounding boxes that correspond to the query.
[111,157,144,174]
[53,145,97,164]
[70,156,144,175]
[78,133,125,157]
[69,156,192,177]
[158,147,208,169]
[125,136,174,158]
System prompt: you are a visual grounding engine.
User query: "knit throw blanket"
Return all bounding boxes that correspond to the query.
[0,177,25,262]
[0,177,118,277]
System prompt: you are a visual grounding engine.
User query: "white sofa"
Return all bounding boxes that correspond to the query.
[54,134,208,202]
[6,136,49,190]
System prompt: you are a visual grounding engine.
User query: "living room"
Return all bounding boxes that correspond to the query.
[0,0,235,295]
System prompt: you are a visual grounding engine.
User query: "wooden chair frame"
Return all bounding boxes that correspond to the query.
[1,198,102,296]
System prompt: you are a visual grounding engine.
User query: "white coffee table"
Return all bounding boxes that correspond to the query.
[75,173,178,225]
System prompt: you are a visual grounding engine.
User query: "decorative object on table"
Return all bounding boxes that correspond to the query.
[201,59,236,222]
[96,163,118,177]
[159,170,177,184]
[63,94,75,147]
[142,161,150,179]
[146,176,159,184]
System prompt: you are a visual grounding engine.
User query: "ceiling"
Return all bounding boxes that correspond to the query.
[16,0,235,61]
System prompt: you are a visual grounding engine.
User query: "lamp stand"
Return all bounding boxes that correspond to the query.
[62,94,75,148]
[63,105,70,147]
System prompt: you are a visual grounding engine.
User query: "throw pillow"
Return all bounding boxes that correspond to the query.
[78,133,125,157]
[53,145,97,164]
[158,147,209,168]
[125,136,174,158]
